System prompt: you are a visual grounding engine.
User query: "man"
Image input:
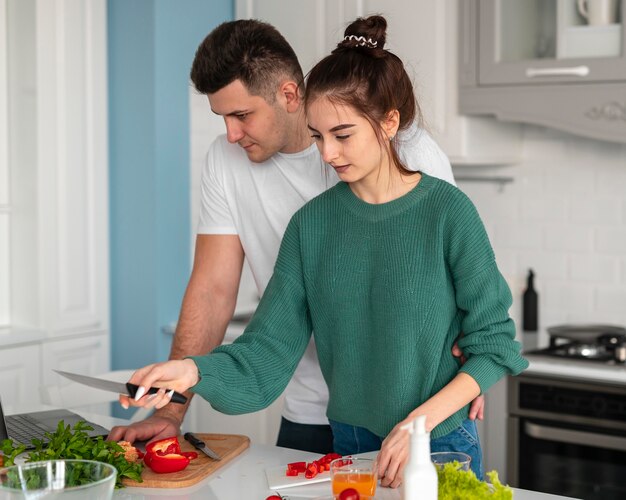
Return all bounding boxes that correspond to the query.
[109,19,480,453]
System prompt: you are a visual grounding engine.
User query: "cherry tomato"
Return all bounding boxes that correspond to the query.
[339,488,360,500]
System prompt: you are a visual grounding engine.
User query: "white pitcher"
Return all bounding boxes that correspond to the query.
[577,0,619,25]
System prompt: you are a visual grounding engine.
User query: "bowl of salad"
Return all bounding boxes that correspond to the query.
[0,459,116,499]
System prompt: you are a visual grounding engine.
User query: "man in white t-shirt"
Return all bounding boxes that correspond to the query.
[109,19,481,452]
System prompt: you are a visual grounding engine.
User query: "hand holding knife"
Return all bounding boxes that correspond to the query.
[184,432,222,460]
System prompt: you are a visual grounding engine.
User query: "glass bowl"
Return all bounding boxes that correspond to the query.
[430,451,472,471]
[0,459,117,499]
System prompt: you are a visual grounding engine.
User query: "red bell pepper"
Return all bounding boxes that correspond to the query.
[143,436,198,474]
[284,454,343,478]
[145,436,182,456]
[286,461,306,474]
[144,451,190,473]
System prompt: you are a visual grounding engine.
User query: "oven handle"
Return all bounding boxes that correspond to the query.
[524,421,626,452]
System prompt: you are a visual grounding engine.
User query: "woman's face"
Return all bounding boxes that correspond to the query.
[306,97,391,185]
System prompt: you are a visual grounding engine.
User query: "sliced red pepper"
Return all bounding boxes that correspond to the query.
[144,452,190,473]
[304,461,319,479]
[285,469,299,476]
[287,461,306,474]
[181,451,198,460]
[145,436,182,456]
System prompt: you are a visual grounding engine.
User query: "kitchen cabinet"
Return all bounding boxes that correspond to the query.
[460,0,626,144]
[0,332,109,413]
[0,0,110,405]
[235,0,522,165]
[0,344,41,409]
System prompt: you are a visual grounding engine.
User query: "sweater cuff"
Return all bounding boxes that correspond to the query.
[186,354,220,399]
[459,356,509,394]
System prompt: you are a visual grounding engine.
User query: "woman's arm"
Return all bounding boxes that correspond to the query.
[375,372,480,488]
[120,215,313,414]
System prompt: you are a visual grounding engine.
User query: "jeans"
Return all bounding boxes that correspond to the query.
[329,418,484,480]
[431,418,483,480]
[276,417,334,454]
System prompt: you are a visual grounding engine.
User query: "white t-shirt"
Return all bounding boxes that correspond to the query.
[198,123,455,425]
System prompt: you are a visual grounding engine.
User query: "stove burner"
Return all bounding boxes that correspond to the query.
[528,341,614,362]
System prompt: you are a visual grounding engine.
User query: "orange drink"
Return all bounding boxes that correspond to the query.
[330,457,376,499]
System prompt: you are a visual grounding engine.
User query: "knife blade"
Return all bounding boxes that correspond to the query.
[54,370,188,405]
[184,432,222,460]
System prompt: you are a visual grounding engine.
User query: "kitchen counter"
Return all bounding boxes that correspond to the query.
[112,442,579,499]
[524,353,626,385]
[6,409,580,499]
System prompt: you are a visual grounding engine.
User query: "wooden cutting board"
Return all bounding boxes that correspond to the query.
[122,433,250,489]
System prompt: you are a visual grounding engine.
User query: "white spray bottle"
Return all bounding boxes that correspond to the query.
[401,415,438,500]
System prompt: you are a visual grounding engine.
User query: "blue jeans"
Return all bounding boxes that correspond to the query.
[329,418,484,480]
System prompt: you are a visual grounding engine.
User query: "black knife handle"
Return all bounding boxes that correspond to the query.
[125,382,188,405]
[183,432,203,447]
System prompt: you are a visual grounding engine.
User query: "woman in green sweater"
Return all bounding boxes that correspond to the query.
[123,15,528,486]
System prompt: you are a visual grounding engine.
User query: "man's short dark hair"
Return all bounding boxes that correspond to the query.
[190,19,304,102]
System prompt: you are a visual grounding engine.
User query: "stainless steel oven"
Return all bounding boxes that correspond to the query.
[508,373,626,499]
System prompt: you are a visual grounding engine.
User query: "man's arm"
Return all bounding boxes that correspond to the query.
[108,234,245,442]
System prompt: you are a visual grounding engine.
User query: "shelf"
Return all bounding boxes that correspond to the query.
[559,23,622,59]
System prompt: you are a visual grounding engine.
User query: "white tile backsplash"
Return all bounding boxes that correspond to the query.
[455,125,626,339]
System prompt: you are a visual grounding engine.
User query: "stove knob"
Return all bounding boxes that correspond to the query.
[614,344,626,363]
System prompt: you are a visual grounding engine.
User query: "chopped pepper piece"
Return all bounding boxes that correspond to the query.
[305,461,320,479]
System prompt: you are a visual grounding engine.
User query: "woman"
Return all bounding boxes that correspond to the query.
[123,16,527,487]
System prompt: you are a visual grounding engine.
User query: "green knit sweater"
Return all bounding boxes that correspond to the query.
[190,174,528,439]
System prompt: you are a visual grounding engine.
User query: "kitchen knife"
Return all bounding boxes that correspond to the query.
[54,370,187,404]
[184,432,222,460]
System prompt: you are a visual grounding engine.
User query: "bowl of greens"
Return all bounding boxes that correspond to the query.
[0,459,116,499]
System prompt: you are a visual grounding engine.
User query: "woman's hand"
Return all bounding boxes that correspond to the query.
[118,359,199,410]
[375,415,415,488]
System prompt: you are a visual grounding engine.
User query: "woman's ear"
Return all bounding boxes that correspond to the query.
[278,80,302,113]
[382,109,400,140]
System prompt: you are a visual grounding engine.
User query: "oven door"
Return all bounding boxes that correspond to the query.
[508,415,626,499]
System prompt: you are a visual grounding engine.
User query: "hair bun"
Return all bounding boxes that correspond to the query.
[336,15,387,53]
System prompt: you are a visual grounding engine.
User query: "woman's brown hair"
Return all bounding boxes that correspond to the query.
[304,15,421,176]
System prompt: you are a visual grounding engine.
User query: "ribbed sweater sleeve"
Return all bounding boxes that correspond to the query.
[188,216,312,414]
[444,193,527,393]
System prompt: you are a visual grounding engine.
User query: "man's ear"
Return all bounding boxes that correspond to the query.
[278,80,302,113]
[382,109,400,139]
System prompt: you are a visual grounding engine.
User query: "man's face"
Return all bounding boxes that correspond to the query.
[208,80,291,163]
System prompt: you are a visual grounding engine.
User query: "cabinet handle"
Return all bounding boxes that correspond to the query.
[524,421,626,451]
[525,66,590,77]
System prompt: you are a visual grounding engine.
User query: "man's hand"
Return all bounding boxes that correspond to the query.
[107,412,181,444]
[452,341,485,420]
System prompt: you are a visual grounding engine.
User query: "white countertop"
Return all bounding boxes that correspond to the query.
[112,443,579,500]
[5,408,579,500]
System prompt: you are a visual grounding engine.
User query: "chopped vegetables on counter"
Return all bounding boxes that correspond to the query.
[285,452,342,479]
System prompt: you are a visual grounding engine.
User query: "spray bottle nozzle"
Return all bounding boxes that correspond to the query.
[401,415,427,435]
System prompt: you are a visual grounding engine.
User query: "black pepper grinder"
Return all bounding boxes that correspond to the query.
[523,269,538,332]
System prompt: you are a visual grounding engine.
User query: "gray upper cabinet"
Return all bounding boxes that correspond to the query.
[460,0,626,144]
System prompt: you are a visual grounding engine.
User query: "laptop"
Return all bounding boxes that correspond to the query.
[0,396,110,450]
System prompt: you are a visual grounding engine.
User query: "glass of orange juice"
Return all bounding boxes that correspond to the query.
[330,457,376,499]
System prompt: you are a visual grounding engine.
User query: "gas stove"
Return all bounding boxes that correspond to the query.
[525,324,626,365]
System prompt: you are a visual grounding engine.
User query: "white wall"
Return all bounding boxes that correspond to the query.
[456,124,626,348]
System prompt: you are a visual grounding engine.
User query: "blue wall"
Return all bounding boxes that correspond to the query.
[108,0,233,369]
